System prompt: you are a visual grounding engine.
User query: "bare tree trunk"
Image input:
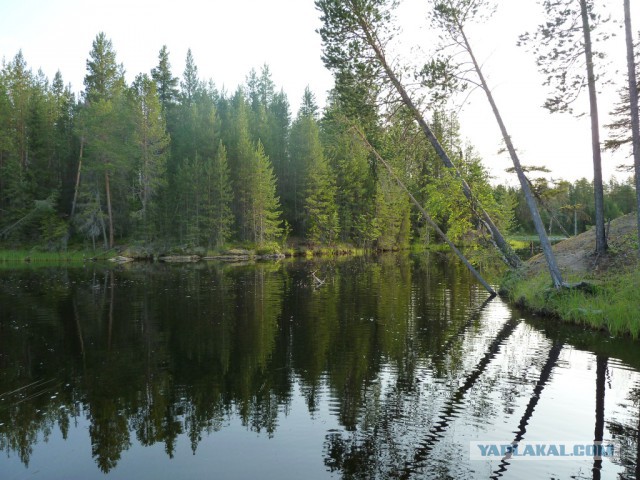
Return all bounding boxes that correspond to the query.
[580,0,607,255]
[104,170,114,249]
[355,126,496,296]
[96,191,107,249]
[350,5,521,269]
[624,0,640,256]
[456,24,564,288]
[70,138,84,218]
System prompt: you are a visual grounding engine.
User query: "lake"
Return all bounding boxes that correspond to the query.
[1,254,638,479]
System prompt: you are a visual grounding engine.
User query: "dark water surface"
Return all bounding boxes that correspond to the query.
[1,254,639,479]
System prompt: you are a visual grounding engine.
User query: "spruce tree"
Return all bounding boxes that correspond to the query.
[206,141,233,248]
[151,45,179,114]
[305,153,340,245]
[250,141,283,244]
[131,73,169,240]
[80,32,130,248]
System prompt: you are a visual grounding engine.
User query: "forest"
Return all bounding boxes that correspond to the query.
[0,1,637,259]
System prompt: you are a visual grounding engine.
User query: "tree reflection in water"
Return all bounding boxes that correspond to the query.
[0,256,639,478]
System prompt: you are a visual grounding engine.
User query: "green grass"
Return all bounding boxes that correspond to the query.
[0,249,109,264]
[502,268,640,338]
[507,234,568,251]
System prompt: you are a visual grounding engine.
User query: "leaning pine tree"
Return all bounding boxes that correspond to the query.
[315,0,522,269]
[519,0,611,256]
[429,0,564,288]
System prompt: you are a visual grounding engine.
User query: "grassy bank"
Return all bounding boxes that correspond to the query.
[501,214,640,338]
[0,249,113,263]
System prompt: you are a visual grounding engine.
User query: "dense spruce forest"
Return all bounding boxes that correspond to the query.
[0,32,636,254]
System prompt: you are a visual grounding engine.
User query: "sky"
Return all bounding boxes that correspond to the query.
[0,0,638,185]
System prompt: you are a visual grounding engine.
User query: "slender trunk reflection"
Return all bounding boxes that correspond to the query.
[490,342,564,479]
[636,395,640,480]
[402,316,520,477]
[593,356,607,480]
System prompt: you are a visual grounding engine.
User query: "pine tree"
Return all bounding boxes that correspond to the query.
[250,141,282,244]
[519,0,611,255]
[305,153,340,245]
[131,73,169,240]
[181,49,198,106]
[51,70,76,213]
[245,66,290,227]
[374,173,410,251]
[80,32,130,248]
[321,99,376,245]
[288,94,318,232]
[151,45,179,114]
[316,0,522,267]
[0,53,39,241]
[205,141,233,248]
[227,90,255,240]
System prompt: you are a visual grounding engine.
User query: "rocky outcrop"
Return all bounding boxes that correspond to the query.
[109,256,135,263]
[159,255,201,263]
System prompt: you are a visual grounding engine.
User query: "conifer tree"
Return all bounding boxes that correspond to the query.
[79,32,130,248]
[520,0,612,255]
[250,142,283,244]
[205,141,233,248]
[131,73,169,240]
[151,45,179,114]
[289,89,320,233]
[305,153,340,245]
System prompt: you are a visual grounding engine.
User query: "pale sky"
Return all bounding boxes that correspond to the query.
[1,0,637,185]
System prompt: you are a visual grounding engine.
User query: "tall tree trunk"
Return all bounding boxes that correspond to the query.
[96,191,108,249]
[104,170,114,249]
[624,0,640,255]
[70,138,84,218]
[351,5,522,270]
[456,23,564,288]
[580,0,607,255]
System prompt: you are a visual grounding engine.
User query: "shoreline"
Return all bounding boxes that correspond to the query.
[499,214,639,339]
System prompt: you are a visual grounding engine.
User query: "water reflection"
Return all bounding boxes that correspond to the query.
[0,255,639,479]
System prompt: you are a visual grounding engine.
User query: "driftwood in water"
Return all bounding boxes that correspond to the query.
[311,271,326,287]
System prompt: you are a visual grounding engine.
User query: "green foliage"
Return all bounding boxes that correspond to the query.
[39,211,69,251]
[500,175,636,236]
[305,155,341,245]
[130,73,169,240]
[249,142,283,244]
[207,143,234,248]
[518,0,612,114]
[6,34,615,256]
[151,45,179,113]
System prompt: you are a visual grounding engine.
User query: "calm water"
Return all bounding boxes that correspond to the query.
[1,254,639,479]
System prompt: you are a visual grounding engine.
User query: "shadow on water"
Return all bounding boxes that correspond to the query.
[0,254,638,479]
